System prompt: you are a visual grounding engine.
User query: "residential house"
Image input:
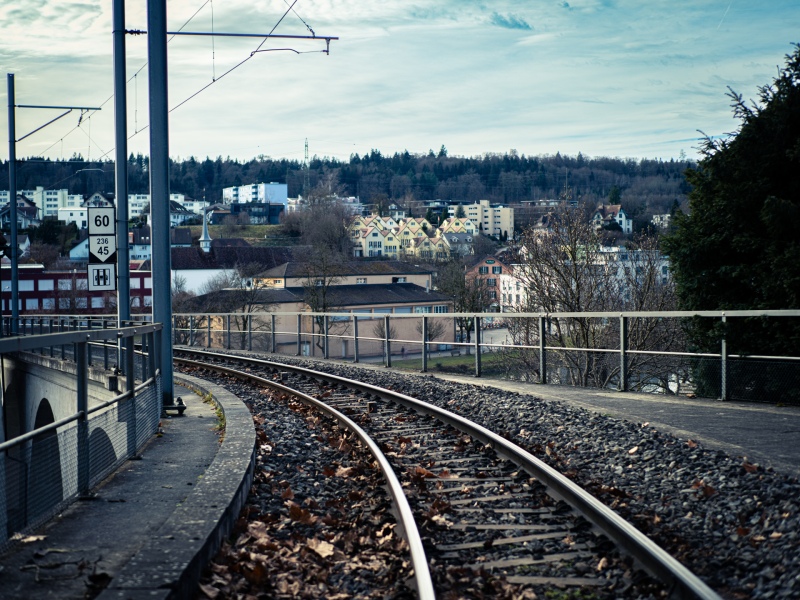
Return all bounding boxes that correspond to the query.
[466,255,515,311]
[254,260,434,290]
[651,214,672,230]
[437,217,477,236]
[0,195,41,229]
[592,204,633,234]
[411,235,448,261]
[440,232,475,258]
[186,261,453,358]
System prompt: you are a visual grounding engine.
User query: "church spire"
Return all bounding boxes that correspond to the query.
[199,208,212,253]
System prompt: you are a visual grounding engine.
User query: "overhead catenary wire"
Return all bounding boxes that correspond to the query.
[169,0,300,113]
[22,0,327,165]
[23,0,213,163]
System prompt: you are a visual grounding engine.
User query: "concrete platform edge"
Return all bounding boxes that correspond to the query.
[98,374,256,600]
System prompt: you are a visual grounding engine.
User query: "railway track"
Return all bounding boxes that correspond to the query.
[176,348,721,599]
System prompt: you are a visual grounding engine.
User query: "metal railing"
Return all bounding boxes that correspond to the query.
[0,320,162,549]
[172,309,800,405]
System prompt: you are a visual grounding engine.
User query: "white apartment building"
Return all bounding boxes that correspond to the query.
[58,207,88,229]
[447,200,514,238]
[223,182,288,205]
[2,188,103,218]
[127,193,197,219]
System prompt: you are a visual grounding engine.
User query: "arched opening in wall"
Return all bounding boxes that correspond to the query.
[89,428,117,487]
[28,399,63,524]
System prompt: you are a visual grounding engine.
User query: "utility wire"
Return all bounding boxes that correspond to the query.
[283,0,315,36]
[29,0,311,164]
[170,0,298,113]
[25,0,212,163]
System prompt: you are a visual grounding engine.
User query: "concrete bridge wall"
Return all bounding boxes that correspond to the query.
[1,353,138,542]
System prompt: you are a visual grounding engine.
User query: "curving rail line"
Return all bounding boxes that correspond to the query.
[175,348,722,600]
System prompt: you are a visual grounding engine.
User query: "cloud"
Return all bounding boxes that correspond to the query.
[490,12,533,31]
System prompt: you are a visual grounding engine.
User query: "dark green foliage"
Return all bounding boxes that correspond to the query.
[664,45,800,401]
[3,151,693,212]
[665,46,800,321]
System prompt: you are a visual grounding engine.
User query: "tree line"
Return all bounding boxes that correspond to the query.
[2,149,693,218]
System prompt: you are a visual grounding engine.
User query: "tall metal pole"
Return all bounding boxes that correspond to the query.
[113,0,131,323]
[7,74,19,334]
[147,0,173,406]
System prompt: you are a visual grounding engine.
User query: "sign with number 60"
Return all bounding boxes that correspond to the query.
[88,206,116,236]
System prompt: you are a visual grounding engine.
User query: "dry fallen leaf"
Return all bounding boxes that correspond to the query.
[335,466,356,478]
[307,538,335,558]
[19,535,46,544]
[628,446,639,455]
[596,557,609,571]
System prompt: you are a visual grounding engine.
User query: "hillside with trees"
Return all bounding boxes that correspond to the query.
[2,150,693,230]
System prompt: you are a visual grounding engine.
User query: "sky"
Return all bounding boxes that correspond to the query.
[0,1,798,166]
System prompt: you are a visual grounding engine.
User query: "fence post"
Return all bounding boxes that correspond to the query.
[126,329,138,457]
[247,314,252,351]
[474,315,482,377]
[76,338,89,497]
[103,319,109,370]
[226,314,231,350]
[49,318,54,358]
[539,315,547,384]
[619,315,628,392]
[352,315,359,363]
[189,315,195,346]
[296,314,302,356]
[148,330,157,382]
[321,316,328,359]
[126,331,135,394]
[720,314,728,401]
[86,320,94,367]
[206,317,211,348]
[384,315,391,367]
[271,314,276,353]
[421,315,428,373]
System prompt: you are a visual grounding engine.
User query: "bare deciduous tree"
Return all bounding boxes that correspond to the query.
[506,202,681,390]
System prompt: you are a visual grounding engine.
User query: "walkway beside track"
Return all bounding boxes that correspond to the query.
[0,376,255,600]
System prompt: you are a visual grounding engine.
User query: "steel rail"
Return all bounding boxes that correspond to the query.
[178,348,722,600]
[173,355,436,600]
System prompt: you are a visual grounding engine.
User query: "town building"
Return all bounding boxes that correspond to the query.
[0,263,152,314]
[651,213,672,230]
[592,204,633,234]
[446,200,514,238]
[223,183,288,206]
[466,255,514,311]
[0,195,41,229]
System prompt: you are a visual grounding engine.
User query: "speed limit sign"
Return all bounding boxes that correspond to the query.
[88,206,116,236]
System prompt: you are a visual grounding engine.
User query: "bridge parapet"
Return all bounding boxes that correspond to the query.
[0,322,162,549]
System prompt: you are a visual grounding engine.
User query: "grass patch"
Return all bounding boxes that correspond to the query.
[186,224,299,246]
[200,391,226,441]
[391,351,509,374]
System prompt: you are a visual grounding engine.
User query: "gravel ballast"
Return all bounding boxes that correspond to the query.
[234,354,800,600]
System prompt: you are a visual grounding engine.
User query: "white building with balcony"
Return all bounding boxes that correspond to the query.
[223,182,288,206]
